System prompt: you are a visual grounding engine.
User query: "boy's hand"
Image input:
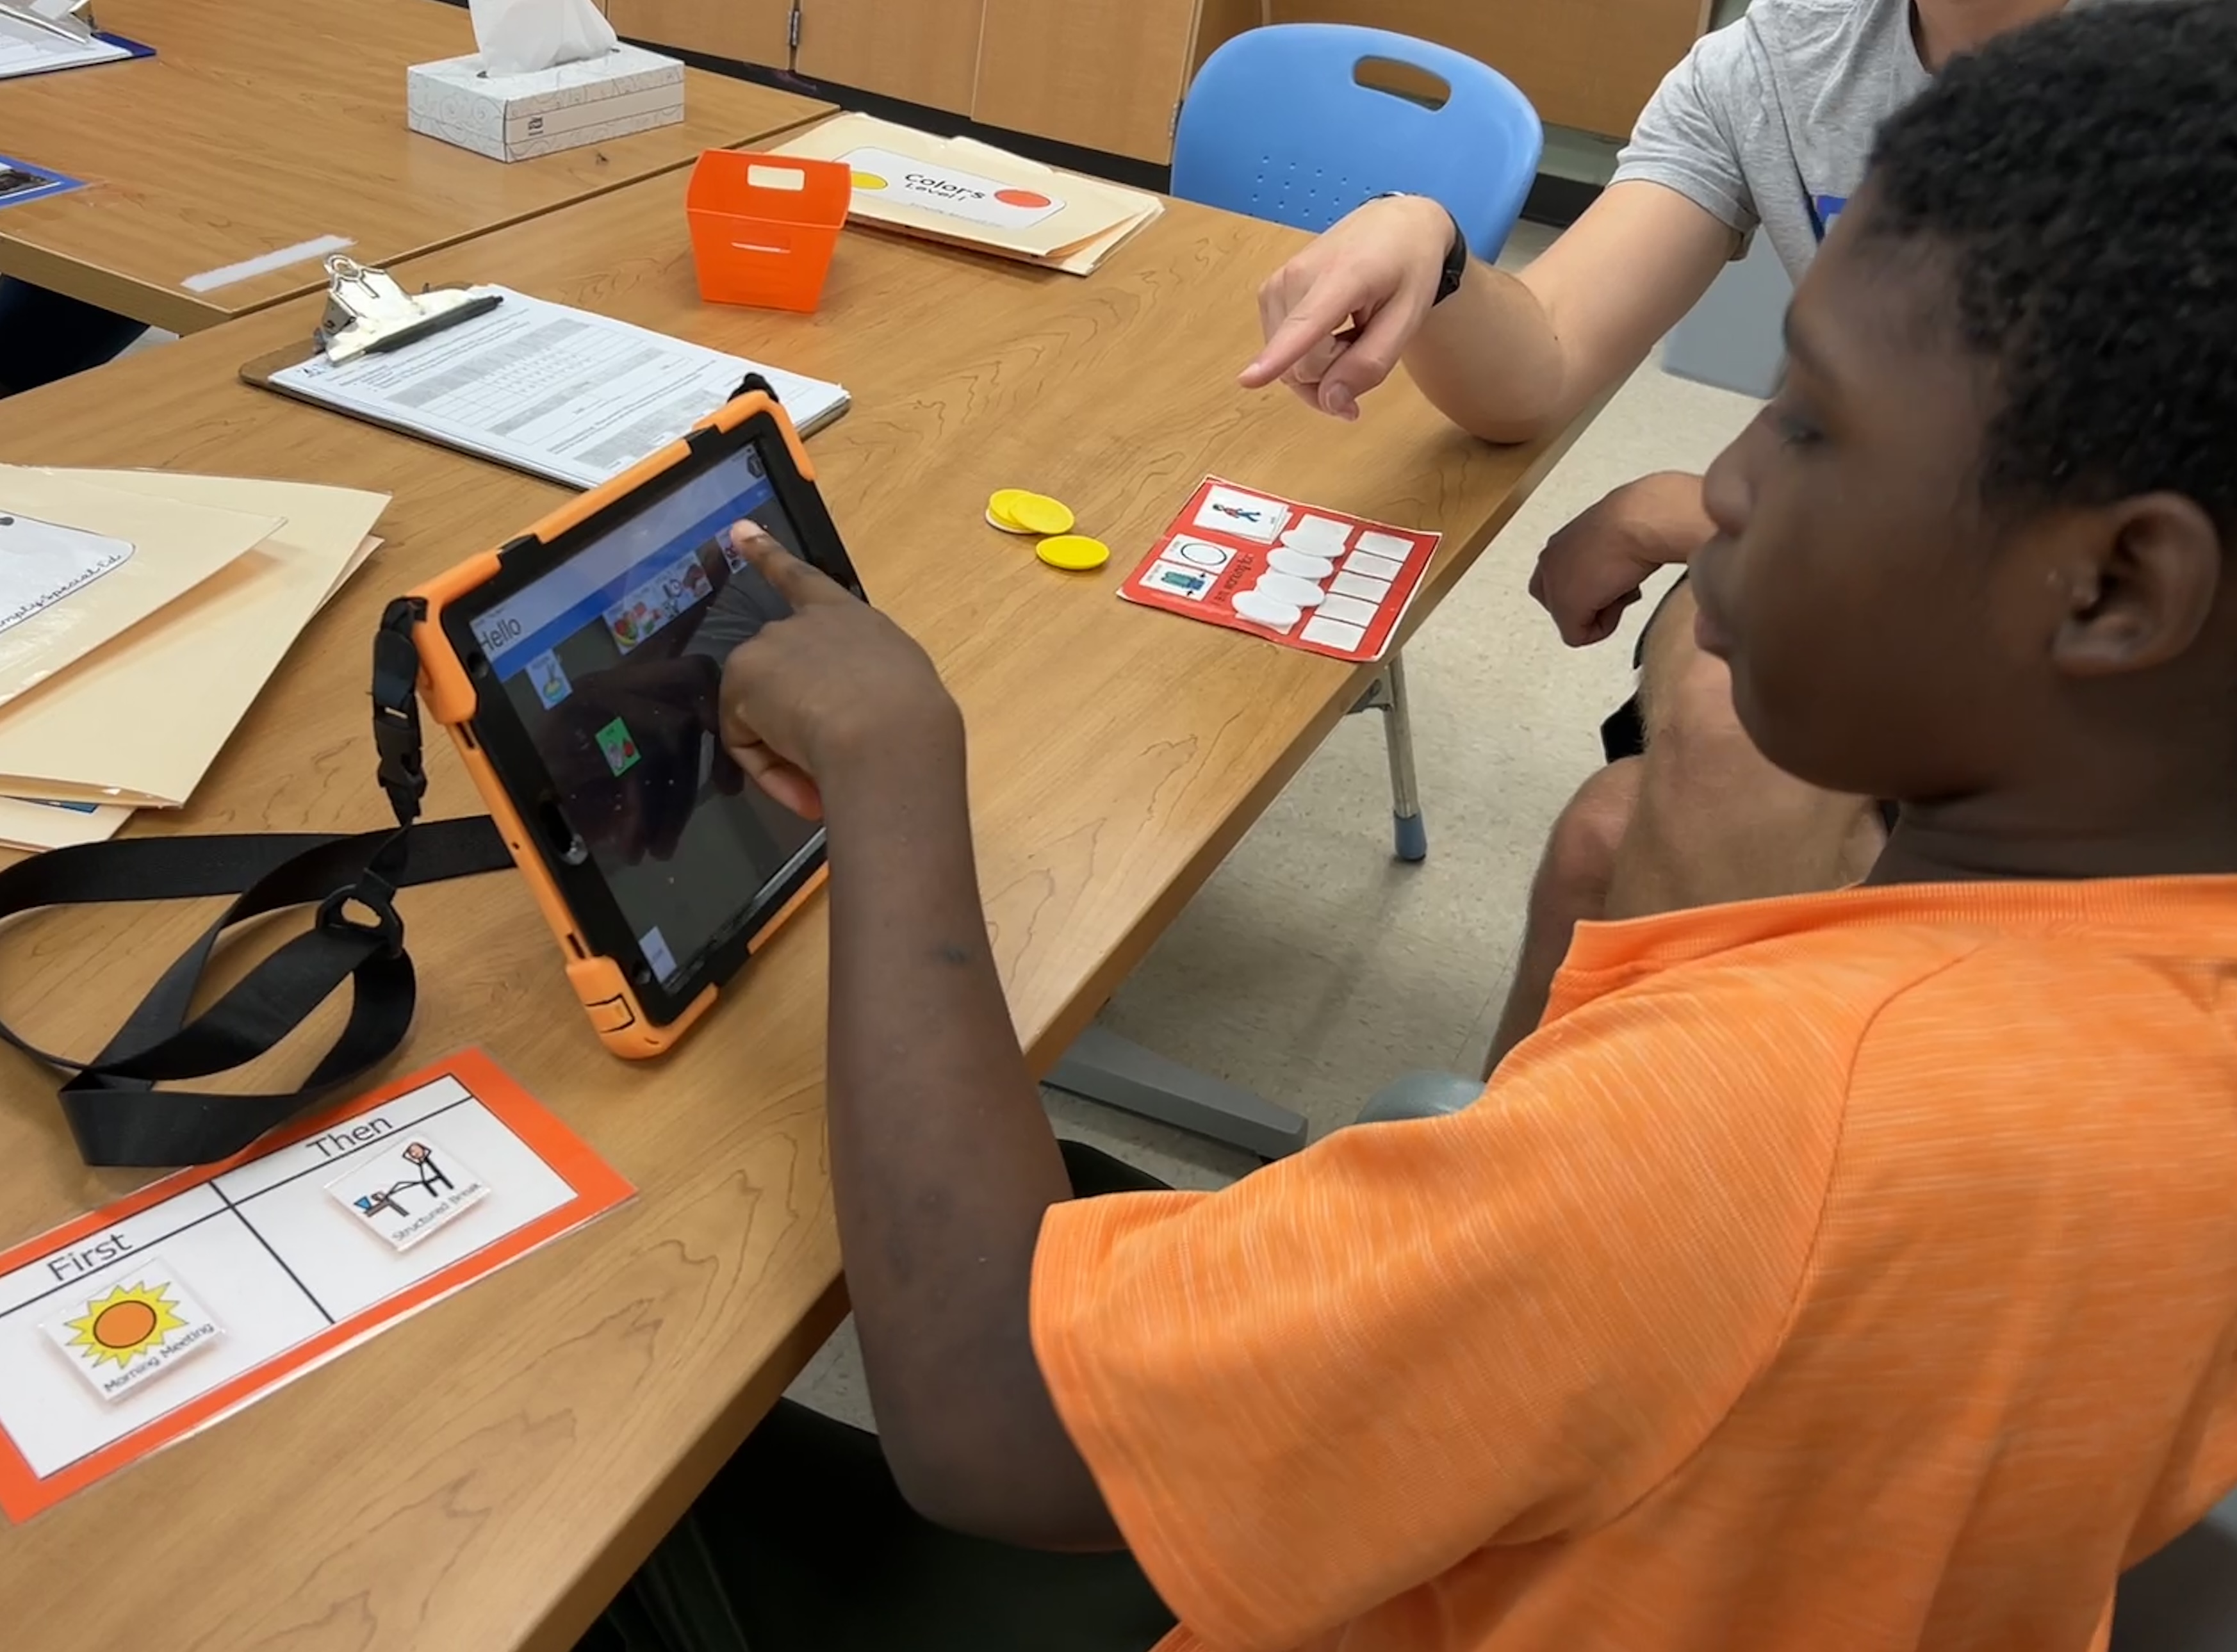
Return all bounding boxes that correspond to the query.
[537,649,725,865]
[716,524,960,820]
[1528,472,1714,646]
[1239,194,1455,421]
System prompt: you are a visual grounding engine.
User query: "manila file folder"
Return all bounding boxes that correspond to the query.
[0,470,389,810]
[0,470,282,710]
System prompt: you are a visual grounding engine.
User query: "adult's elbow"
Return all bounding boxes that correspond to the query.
[1416,375,1568,445]
[1460,408,1562,446]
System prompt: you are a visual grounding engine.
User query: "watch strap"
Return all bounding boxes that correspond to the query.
[1369,191,1469,306]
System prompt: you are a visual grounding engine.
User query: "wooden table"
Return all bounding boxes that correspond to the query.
[0,0,828,334]
[0,174,1590,1649]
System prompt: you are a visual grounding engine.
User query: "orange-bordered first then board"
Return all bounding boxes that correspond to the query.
[0,1049,632,1521]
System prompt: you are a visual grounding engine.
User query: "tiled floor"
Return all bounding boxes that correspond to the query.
[791,222,1764,1427]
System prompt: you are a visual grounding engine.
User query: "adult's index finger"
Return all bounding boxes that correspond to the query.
[1239,281,1366,389]
[728,521,846,606]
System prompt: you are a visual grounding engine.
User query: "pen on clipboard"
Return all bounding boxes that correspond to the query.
[364,291,504,356]
[316,254,505,364]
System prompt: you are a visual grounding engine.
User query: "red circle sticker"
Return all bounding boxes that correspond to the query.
[994,188,1053,209]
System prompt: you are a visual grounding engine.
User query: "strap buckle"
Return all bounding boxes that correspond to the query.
[316,872,405,958]
[372,598,428,828]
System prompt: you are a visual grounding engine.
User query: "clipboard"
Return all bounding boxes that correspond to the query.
[0,1,154,78]
[242,256,851,492]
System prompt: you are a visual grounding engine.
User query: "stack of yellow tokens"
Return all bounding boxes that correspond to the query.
[987,488,1074,536]
[987,488,1110,572]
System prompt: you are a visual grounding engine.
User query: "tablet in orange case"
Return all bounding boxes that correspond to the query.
[405,391,853,1058]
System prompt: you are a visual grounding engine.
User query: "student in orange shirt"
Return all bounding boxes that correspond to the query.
[590,4,2237,1648]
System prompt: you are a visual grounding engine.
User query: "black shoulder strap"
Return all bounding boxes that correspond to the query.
[0,598,512,1168]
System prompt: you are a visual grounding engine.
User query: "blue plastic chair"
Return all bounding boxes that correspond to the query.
[1172,24,1543,863]
[1173,23,1544,263]
[1043,27,1545,1162]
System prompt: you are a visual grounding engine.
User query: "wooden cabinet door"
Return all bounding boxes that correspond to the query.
[972,0,1201,163]
[603,0,792,69]
[794,0,987,113]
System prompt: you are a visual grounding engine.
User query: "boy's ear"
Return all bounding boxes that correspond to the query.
[2048,494,2224,678]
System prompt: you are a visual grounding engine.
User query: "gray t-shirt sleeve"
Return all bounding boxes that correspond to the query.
[1610,20,1767,238]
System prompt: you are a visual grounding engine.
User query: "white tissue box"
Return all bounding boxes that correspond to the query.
[406,44,685,162]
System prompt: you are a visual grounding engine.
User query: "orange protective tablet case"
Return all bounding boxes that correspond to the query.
[406,392,828,1059]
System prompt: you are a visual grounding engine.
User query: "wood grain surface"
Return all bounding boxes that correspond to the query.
[972,0,1202,162]
[0,0,828,334]
[793,0,988,117]
[0,172,1591,1649]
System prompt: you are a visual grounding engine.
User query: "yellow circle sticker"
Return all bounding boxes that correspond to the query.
[851,171,889,191]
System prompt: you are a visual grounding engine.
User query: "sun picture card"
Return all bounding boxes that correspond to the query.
[0,1050,632,1522]
[41,1257,222,1404]
[1119,477,1441,664]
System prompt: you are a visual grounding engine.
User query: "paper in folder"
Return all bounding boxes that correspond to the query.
[771,113,1163,275]
[0,470,281,710]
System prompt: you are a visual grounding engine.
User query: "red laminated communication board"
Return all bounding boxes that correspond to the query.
[1118,477,1441,663]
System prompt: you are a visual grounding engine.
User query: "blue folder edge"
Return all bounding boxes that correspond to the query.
[0,34,144,209]
[0,153,85,210]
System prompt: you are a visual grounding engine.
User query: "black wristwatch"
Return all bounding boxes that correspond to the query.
[1372,191,1470,306]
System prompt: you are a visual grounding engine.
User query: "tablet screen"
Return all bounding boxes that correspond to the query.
[466,443,822,990]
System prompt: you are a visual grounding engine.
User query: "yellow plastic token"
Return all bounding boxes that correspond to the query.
[1036,534,1110,572]
[988,489,1075,536]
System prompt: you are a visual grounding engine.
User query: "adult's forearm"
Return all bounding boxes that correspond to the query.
[1403,263,1573,445]
[815,720,1118,1548]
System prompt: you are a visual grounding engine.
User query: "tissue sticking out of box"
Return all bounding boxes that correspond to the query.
[407,40,686,163]
[468,0,617,76]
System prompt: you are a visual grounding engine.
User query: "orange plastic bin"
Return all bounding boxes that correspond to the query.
[686,151,853,313]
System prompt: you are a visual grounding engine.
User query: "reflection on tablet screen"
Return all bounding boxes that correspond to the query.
[468,445,822,988]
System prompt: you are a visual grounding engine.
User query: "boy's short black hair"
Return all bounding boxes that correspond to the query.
[1863,0,2236,534]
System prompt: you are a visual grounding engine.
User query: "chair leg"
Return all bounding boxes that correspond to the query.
[1362,652,1428,862]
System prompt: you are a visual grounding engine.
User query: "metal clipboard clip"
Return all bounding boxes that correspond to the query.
[0,0,99,42]
[316,255,504,365]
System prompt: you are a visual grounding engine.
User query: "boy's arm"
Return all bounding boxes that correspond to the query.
[1530,469,1717,646]
[715,532,1119,1551]
[815,717,1124,1550]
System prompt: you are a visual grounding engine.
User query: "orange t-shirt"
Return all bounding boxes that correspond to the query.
[1033,878,2237,1652]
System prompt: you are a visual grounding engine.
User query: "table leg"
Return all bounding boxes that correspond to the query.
[1045,1026,1310,1161]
